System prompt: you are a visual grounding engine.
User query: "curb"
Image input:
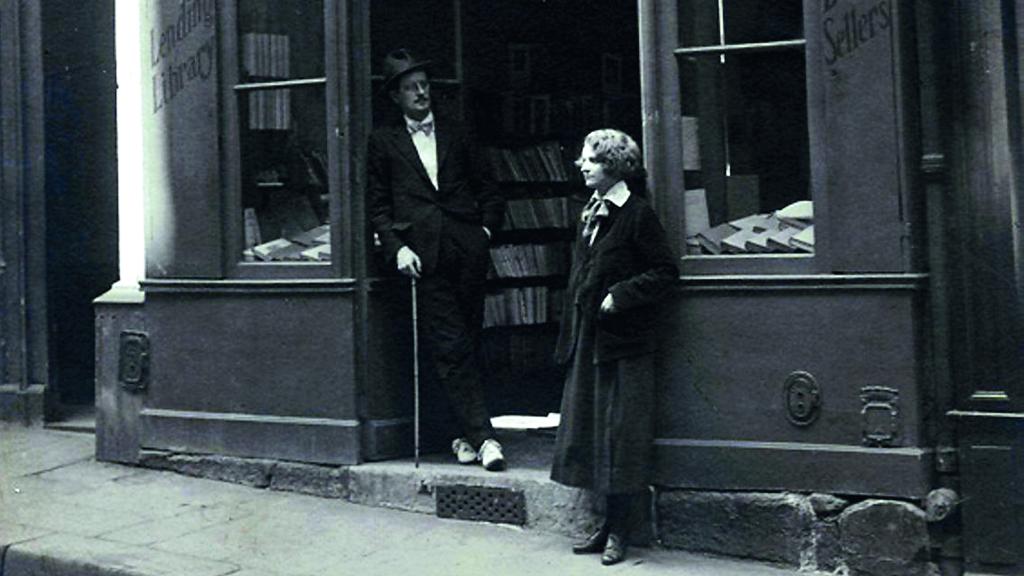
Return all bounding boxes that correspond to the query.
[2,534,238,576]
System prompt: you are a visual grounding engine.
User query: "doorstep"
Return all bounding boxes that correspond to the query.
[138,429,604,538]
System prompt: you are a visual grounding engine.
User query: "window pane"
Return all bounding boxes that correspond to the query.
[723,1,803,44]
[679,1,803,48]
[678,0,721,48]
[238,1,324,81]
[239,86,331,263]
[680,50,812,255]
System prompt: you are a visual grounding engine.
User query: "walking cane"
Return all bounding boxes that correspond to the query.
[410,276,421,468]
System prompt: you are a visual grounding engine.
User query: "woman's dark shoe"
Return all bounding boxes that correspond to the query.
[601,533,627,566]
[571,526,609,554]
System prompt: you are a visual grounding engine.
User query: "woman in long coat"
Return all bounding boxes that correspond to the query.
[551,129,678,565]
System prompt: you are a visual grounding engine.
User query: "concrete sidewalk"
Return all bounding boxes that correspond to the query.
[1,425,817,576]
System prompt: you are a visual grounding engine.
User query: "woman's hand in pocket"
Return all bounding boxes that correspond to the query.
[600,293,616,314]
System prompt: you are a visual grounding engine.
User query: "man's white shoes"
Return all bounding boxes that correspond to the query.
[478,438,506,471]
[451,438,478,465]
[452,437,506,471]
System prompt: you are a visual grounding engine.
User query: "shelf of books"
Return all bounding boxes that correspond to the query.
[482,140,579,330]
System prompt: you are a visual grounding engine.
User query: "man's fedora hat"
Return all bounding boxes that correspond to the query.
[380,48,431,93]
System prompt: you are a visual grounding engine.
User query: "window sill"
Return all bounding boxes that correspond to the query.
[680,253,817,275]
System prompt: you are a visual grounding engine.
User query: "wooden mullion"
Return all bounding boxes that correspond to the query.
[674,38,806,57]
[233,77,327,91]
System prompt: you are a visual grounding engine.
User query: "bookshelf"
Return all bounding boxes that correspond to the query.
[482,142,580,330]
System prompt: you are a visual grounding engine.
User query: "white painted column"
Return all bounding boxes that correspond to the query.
[114,0,145,287]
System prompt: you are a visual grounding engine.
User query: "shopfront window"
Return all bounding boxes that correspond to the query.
[235,1,331,264]
[677,1,814,257]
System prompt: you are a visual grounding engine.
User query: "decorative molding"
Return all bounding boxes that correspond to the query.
[861,386,901,447]
[677,273,929,292]
[140,408,359,427]
[141,277,358,294]
[118,331,150,393]
[784,371,821,427]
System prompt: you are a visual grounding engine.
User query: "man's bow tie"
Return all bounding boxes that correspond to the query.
[407,119,434,136]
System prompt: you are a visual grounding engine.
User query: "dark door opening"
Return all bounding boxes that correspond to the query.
[42,0,118,416]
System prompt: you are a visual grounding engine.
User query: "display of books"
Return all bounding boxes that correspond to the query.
[489,243,570,278]
[482,142,571,182]
[242,32,292,130]
[686,201,814,255]
[503,197,571,229]
[250,223,331,262]
[790,225,815,252]
[695,222,740,254]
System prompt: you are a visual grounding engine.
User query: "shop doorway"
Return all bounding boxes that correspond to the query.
[370,1,642,429]
[42,0,119,420]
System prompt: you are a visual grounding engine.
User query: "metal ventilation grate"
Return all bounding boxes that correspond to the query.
[435,484,526,526]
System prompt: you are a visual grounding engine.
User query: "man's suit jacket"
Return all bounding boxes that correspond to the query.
[367,119,504,275]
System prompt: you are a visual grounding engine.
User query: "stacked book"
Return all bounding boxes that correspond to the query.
[242,32,291,130]
[503,197,571,229]
[242,32,290,79]
[483,141,570,182]
[489,243,570,277]
[244,223,331,262]
[484,286,564,327]
[687,200,814,255]
[248,89,292,131]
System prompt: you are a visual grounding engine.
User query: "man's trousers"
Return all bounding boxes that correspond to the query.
[416,215,495,448]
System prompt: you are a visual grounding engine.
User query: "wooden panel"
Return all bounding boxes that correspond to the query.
[143,290,356,419]
[962,445,1020,566]
[142,0,223,277]
[138,288,360,464]
[947,1,1024,412]
[820,0,913,272]
[657,281,925,447]
[955,413,1024,572]
[361,281,415,461]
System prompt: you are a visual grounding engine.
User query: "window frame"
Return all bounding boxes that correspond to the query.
[640,0,829,276]
[220,0,351,279]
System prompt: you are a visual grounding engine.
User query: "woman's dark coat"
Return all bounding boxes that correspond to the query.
[551,191,678,493]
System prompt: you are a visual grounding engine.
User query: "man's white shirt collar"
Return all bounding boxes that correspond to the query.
[404,112,435,135]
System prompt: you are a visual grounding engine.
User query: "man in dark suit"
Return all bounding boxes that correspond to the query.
[368,49,507,471]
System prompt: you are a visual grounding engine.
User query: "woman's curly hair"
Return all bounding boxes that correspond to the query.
[576,129,644,180]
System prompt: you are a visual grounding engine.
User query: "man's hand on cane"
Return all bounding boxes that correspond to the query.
[397,245,422,277]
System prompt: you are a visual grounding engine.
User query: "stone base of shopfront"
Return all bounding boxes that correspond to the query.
[0,384,46,425]
[657,489,942,576]
[120,443,948,576]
